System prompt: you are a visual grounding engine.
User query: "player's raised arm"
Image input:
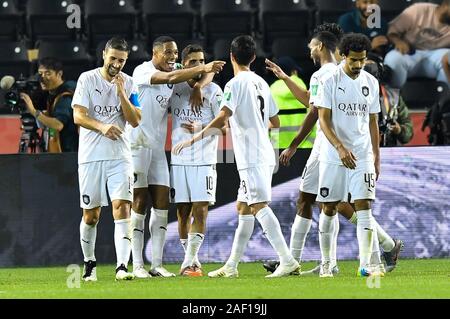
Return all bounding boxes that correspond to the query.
[265,58,310,106]
[112,74,141,127]
[151,61,225,85]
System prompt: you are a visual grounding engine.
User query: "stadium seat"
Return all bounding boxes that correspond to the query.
[271,37,317,83]
[0,0,22,41]
[401,80,448,110]
[141,0,195,43]
[85,0,137,50]
[200,0,253,49]
[26,0,78,43]
[95,39,151,76]
[36,41,92,81]
[259,0,311,50]
[0,41,30,79]
[314,0,355,25]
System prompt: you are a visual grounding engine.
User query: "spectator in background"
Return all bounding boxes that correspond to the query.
[364,57,413,146]
[269,56,314,149]
[338,0,389,56]
[20,57,78,152]
[384,0,450,88]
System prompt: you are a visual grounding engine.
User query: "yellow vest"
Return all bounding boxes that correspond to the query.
[270,75,316,149]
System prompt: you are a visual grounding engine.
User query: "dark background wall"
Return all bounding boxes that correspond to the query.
[0,150,308,266]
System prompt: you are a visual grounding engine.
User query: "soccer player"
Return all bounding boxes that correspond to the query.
[316,33,384,277]
[129,36,225,278]
[72,37,141,281]
[173,35,300,278]
[264,26,403,276]
[169,44,225,276]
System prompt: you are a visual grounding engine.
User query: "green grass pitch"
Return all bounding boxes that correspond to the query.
[0,259,448,299]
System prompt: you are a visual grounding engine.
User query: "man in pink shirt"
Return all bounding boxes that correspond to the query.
[384,0,450,88]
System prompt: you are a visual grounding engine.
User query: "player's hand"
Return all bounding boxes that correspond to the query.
[204,61,226,74]
[265,59,289,80]
[394,40,410,55]
[374,157,381,181]
[337,144,357,169]
[101,124,123,140]
[112,74,125,96]
[190,85,203,113]
[279,146,297,166]
[371,35,389,49]
[172,139,193,155]
[181,120,202,134]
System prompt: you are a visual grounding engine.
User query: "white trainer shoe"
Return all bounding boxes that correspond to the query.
[319,262,333,278]
[265,260,300,278]
[149,266,176,277]
[133,265,151,279]
[115,264,135,281]
[208,265,239,278]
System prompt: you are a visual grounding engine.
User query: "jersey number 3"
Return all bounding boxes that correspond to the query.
[257,95,265,121]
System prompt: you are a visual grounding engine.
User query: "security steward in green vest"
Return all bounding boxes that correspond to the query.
[269,56,315,148]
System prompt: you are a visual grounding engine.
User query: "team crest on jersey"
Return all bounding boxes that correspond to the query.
[311,84,318,96]
[320,187,329,198]
[82,195,90,205]
[170,188,176,199]
[362,86,369,97]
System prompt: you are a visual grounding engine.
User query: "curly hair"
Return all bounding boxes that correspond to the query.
[338,33,372,56]
[312,22,344,41]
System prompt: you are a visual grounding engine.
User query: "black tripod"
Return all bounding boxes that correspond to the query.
[18,113,44,153]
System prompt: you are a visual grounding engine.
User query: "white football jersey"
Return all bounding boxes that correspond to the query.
[72,68,139,164]
[221,71,278,170]
[308,62,338,159]
[129,61,173,149]
[315,65,381,164]
[170,81,223,165]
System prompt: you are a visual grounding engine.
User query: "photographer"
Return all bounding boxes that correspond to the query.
[364,57,413,146]
[20,57,78,152]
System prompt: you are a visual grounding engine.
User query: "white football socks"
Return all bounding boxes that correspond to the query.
[149,208,168,268]
[80,219,97,262]
[130,210,146,268]
[289,215,312,262]
[356,210,374,268]
[114,218,132,268]
[226,214,254,269]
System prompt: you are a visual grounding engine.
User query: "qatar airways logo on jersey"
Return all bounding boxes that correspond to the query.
[337,103,368,117]
[93,105,120,117]
[173,108,203,120]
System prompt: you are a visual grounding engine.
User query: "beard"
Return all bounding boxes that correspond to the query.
[107,65,120,77]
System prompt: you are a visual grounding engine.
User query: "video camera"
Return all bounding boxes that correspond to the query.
[1,74,45,153]
[1,74,41,114]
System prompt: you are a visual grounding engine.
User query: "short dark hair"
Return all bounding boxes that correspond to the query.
[442,0,450,6]
[313,31,338,53]
[38,57,63,73]
[153,36,175,48]
[313,22,344,41]
[339,33,372,56]
[105,37,129,53]
[181,44,204,62]
[230,35,256,66]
